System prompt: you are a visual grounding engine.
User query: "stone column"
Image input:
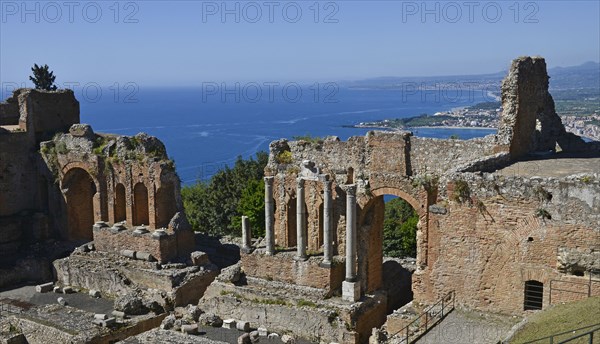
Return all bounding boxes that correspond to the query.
[345,184,357,281]
[342,184,360,302]
[321,179,333,267]
[296,178,307,260]
[241,215,251,253]
[264,176,275,255]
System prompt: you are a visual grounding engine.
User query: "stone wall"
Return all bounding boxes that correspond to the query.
[200,280,389,344]
[0,93,20,126]
[409,136,497,175]
[241,252,345,293]
[260,56,599,319]
[93,226,179,263]
[0,88,193,286]
[413,173,600,314]
[19,88,80,142]
[40,123,194,260]
[496,56,593,157]
[0,89,77,266]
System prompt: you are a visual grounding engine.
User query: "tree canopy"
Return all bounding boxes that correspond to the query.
[383,198,418,258]
[29,64,58,91]
[182,152,268,237]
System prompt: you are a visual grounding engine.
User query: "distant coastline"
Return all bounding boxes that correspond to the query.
[348,124,496,132]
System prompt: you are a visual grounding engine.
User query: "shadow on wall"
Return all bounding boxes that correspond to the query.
[194,233,241,269]
[382,260,414,314]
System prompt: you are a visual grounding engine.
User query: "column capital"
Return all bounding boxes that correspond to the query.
[264,176,275,185]
[296,177,305,188]
[344,184,357,196]
[322,179,332,191]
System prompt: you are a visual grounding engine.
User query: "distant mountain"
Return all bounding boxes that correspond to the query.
[346,61,599,91]
[547,61,600,90]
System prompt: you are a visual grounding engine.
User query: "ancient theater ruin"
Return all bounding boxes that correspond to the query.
[0,56,598,344]
[199,57,600,343]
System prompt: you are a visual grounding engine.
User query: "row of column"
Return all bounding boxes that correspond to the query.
[262,176,357,282]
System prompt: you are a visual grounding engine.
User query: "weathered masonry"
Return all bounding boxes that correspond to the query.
[0,88,194,289]
[201,56,600,343]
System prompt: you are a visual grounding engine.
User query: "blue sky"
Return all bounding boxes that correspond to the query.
[1,0,599,86]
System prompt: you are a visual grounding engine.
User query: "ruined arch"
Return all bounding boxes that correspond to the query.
[133,182,149,226]
[62,168,96,241]
[114,183,126,223]
[357,186,425,310]
[155,182,176,228]
[369,187,425,217]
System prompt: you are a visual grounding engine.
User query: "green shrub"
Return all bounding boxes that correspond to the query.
[451,179,471,204]
[275,150,293,164]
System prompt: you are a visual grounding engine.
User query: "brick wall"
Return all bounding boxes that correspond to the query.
[93,227,178,263]
[241,252,344,293]
[414,175,600,315]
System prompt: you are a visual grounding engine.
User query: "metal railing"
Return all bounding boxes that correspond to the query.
[557,325,600,344]
[0,302,20,318]
[519,323,600,344]
[548,269,600,305]
[388,290,455,344]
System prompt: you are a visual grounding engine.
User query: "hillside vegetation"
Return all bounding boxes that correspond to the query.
[510,296,600,343]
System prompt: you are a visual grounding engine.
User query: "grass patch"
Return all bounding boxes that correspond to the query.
[511,296,600,343]
[297,299,318,308]
[293,134,323,144]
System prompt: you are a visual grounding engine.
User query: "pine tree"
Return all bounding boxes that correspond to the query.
[29,64,58,91]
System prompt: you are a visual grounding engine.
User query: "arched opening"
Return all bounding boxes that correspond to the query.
[63,168,96,241]
[524,280,543,310]
[133,183,149,226]
[155,182,176,228]
[358,190,420,314]
[287,198,297,247]
[114,183,126,223]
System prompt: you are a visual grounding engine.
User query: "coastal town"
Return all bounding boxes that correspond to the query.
[355,103,600,142]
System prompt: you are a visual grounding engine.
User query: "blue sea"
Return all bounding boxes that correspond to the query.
[80,86,496,184]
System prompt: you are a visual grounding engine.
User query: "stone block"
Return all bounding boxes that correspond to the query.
[152,229,168,239]
[199,312,223,327]
[94,313,107,320]
[342,281,361,302]
[35,282,53,293]
[236,320,250,332]
[135,252,156,262]
[249,330,260,343]
[70,124,95,138]
[57,297,67,306]
[133,226,149,236]
[112,310,125,318]
[257,327,268,336]
[93,317,116,327]
[62,286,74,294]
[89,289,101,298]
[53,286,61,293]
[121,249,136,259]
[181,324,198,334]
[238,333,251,344]
[111,223,127,233]
[223,319,237,329]
[191,251,210,266]
[268,333,279,339]
[281,334,296,344]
